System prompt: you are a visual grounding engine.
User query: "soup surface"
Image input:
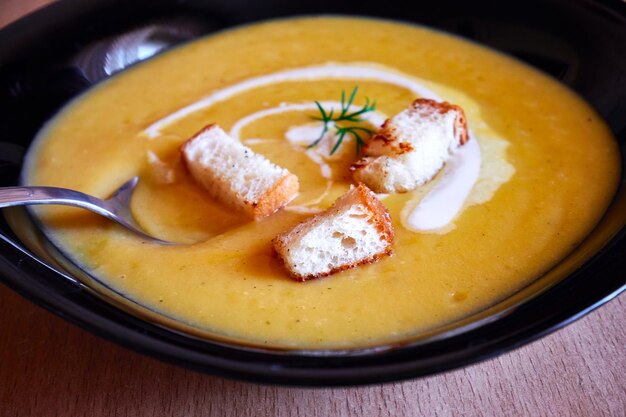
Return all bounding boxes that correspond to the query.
[23,17,620,349]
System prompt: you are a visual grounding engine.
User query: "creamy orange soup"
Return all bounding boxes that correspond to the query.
[23,17,620,349]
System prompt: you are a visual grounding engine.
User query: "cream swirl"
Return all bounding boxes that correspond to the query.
[143,63,489,232]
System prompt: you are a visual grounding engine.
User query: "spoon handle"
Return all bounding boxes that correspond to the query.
[0,186,106,213]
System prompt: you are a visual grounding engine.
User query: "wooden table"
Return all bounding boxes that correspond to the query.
[1,2,625,416]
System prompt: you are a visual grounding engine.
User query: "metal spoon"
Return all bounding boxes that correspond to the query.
[0,177,172,244]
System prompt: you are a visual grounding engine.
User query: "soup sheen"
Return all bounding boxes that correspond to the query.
[24,17,620,349]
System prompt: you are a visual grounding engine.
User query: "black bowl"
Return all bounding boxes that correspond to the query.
[0,0,625,386]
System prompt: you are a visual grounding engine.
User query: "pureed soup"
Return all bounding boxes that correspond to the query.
[23,17,620,349]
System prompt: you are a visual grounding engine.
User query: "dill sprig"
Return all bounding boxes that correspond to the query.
[307,87,376,155]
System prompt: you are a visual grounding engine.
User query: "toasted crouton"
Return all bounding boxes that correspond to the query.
[272,184,394,281]
[181,124,299,220]
[351,98,469,193]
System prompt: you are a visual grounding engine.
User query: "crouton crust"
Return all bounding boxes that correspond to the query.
[180,123,217,155]
[272,184,394,281]
[250,172,299,220]
[354,183,394,247]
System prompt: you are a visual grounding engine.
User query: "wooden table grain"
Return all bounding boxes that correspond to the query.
[1,2,625,416]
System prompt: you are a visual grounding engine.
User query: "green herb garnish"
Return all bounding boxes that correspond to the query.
[307,86,376,155]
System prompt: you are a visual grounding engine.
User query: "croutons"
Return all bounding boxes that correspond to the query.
[351,98,469,193]
[272,184,394,281]
[181,124,299,220]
